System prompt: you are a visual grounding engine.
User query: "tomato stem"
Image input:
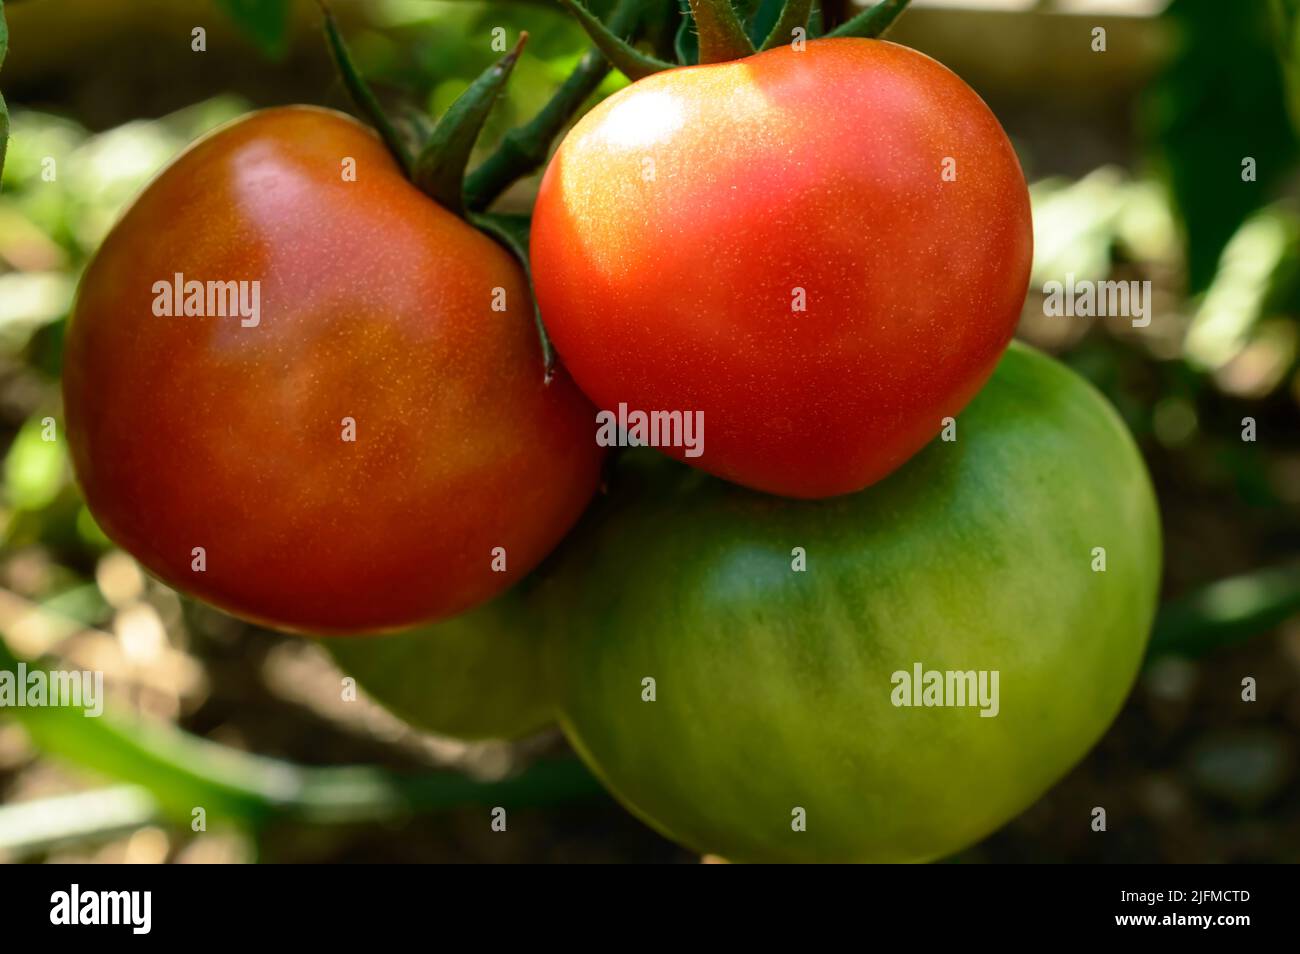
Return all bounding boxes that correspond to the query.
[466,0,647,212]
[687,0,756,63]
[470,212,559,383]
[412,34,527,216]
[316,0,415,176]
[826,0,911,39]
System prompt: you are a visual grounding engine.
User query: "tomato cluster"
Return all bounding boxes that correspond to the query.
[63,37,1161,862]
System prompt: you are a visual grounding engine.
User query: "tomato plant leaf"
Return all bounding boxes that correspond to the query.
[0,634,602,835]
[1270,0,1300,135]
[414,34,526,215]
[470,211,558,382]
[557,0,675,80]
[1144,0,1297,292]
[826,0,909,39]
[687,0,755,63]
[1146,562,1300,660]
[1,0,8,181]
[318,1,414,175]
[759,0,813,51]
[215,0,291,60]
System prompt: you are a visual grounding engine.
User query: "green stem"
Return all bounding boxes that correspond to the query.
[316,0,414,175]
[760,0,814,50]
[827,0,910,39]
[466,0,645,212]
[471,211,557,381]
[688,0,756,62]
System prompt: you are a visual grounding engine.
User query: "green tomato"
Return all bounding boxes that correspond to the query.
[544,343,1162,863]
[322,586,552,742]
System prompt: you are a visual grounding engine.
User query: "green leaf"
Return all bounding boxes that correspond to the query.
[1270,0,1300,133]
[0,634,603,833]
[413,35,526,215]
[1,0,9,180]
[1145,0,1298,293]
[215,0,291,60]
[1146,563,1300,660]
[557,0,675,80]
[760,0,813,51]
[4,414,67,512]
[470,211,557,382]
[827,0,910,39]
[0,94,8,185]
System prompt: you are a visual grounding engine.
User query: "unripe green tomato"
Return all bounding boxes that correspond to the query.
[322,586,551,742]
[544,343,1162,863]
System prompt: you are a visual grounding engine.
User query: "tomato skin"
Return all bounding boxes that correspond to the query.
[323,586,551,741]
[531,38,1032,499]
[544,344,1161,863]
[63,106,603,634]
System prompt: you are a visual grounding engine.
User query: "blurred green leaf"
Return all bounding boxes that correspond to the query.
[1145,0,1297,293]
[215,0,292,60]
[75,505,113,551]
[0,630,603,831]
[1,0,9,180]
[1185,204,1300,371]
[1147,562,1300,659]
[1270,0,1300,130]
[0,786,162,858]
[3,413,67,513]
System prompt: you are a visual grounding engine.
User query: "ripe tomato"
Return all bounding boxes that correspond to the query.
[544,344,1161,863]
[323,585,551,741]
[63,107,603,634]
[531,38,1032,499]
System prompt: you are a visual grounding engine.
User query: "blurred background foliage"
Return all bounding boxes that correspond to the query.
[0,0,1297,862]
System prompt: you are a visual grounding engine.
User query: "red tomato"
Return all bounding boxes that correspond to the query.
[531,38,1032,498]
[63,106,603,634]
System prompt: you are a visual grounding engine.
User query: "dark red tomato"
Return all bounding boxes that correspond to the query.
[63,106,603,634]
[531,38,1032,499]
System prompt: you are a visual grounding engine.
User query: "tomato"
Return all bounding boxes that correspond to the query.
[323,585,551,741]
[531,38,1032,499]
[63,106,603,635]
[544,343,1161,863]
